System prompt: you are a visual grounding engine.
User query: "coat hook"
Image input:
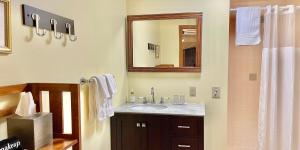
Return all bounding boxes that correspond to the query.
[50,19,63,39]
[31,13,47,36]
[65,23,77,41]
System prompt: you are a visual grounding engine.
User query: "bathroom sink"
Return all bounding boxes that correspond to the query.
[128,104,167,111]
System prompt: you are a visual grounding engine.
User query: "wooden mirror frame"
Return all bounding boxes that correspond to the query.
[127,12,202,72]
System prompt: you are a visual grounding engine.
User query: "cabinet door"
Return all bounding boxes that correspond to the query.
[120,115,145,150]
[145,115,169,150]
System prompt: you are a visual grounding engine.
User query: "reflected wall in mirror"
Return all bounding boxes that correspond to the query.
[127,13,202,72]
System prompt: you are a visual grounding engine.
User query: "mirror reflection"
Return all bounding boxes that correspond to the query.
[132,19,199,68]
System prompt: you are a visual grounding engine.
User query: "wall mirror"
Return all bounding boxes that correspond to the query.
[0,0,11,54]
[127,13,202,72]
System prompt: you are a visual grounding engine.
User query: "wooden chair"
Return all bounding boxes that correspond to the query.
[0,83,81,150]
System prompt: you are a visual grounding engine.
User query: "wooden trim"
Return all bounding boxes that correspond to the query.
[128,67,201,72]
[27,83,81,150]
[127,12,203,21]
[39,138,78,150]
[127,12,203,73]
[0,105,17,118]
[50,91,64,134]
[70,84,81,150]
[0,84,27,118]
[127,16,133,69]
[0,84,28,96]
[196,14,202,69]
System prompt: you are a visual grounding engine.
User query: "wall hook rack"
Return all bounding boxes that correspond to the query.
[22,4,77,41]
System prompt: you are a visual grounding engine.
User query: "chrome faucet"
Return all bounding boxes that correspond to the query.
[151,87,155,103]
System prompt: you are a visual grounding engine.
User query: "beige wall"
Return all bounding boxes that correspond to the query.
[0,0,127,149]
[133,21,160,67]
[127,0,230,150]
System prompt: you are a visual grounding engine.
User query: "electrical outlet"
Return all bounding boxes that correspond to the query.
[190,87,196,97]
[212,87,221,99]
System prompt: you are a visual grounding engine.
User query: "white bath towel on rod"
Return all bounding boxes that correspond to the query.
[104,74,117,117]
[236,7,261,46]
[88,75,111,122]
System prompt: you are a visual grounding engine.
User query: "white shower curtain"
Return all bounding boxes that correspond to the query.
[259,5,300,150]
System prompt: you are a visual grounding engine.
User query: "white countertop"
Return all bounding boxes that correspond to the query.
[114,103,205,117]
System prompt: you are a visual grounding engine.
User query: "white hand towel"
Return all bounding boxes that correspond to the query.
[95,75,111,99]
[104,74,117,96]
[106,99,114,117]
[104,74,117,117]
[15,92,36,117]
[96,75,111,121]
[236,7,261,46]
[89,76,111,122]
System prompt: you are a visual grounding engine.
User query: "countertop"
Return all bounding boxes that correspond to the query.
[114,103,205,117]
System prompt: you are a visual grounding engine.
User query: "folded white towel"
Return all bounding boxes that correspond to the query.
[106,99,114,117]
[104,74,117,117]
[96,75,111,120]
[95,75,111,99]
[104,74,117,96]
[89,75,111,122]
[15,92,36,117]
[236,7,261,46]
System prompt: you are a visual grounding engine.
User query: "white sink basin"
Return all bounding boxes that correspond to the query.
[129,104,167,111]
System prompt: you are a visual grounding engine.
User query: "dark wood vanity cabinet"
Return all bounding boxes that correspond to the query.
[111,113,204,150]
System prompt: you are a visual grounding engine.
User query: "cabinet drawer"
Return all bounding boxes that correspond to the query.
[170,117,200,137]
[171,138,198,150]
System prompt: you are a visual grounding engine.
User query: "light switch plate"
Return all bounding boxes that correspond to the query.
[190,87,196,97]
[212,87,221,99]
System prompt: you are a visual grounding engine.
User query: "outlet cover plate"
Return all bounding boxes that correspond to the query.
[190,87,196,97]
[212,87,221,99]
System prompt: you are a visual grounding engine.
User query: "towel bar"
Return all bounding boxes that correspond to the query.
[80,78,91,85]
[80,76,115,85]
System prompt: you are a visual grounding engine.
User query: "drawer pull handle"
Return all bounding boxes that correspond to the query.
[136,123,141,128]
[142,123,147,128]
[177,125,191,129]
[178,144,191,148]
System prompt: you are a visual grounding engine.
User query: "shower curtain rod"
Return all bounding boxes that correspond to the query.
[230,6,300,11]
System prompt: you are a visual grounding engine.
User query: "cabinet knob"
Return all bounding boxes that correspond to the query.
[178,144,191,148]
[136,123,141,128]
[177,125,191,129]
[141,123,147,128]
